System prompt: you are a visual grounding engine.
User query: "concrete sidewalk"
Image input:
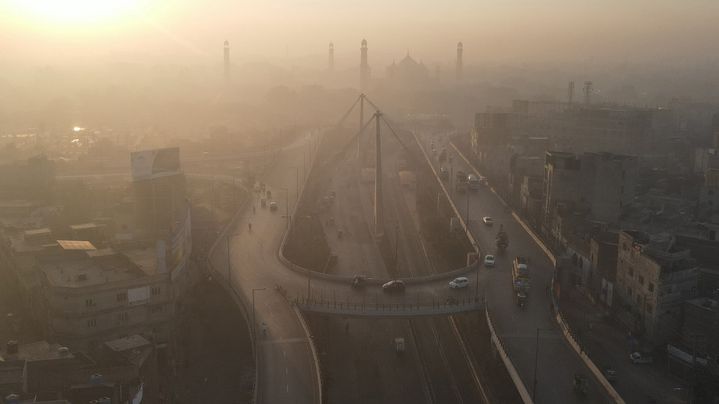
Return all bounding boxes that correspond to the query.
[559,286,686,404]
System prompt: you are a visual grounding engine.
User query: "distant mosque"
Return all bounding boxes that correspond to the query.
[385,52,433,88]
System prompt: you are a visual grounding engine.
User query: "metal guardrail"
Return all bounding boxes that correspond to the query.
[295,296,484,317]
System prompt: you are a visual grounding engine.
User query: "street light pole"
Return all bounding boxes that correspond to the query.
[280,187,290,229]
[475,252,480,300]
[533,327,540,401]
[226,235,231,285]
[251,288,266,340]
[295,166,299,207]
[532,327,552,400]
[466,192,470,229]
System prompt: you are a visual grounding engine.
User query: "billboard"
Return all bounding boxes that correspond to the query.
[131,147,180,180]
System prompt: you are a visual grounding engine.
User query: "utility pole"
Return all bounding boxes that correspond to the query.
[358,94,364,159]
[226,235,231,285]
[374,110,384,238]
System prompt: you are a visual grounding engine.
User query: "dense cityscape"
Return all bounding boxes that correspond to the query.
[1,1,719,404]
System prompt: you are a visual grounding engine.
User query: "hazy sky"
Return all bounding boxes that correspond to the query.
[1,0,718,68]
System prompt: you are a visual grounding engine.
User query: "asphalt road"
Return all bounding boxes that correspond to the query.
[417,130,613,404]
[210,133,320,404]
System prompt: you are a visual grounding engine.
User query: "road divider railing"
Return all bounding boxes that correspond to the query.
[295,295,484,317]
[450,139,625,404]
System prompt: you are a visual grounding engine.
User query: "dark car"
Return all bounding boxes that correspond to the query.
[351,275,366,289]
[382,280,405,293]
[439,166,449,181]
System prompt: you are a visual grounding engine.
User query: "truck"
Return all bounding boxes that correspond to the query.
[512,256,530,295]
[455,170,468,193]
[495,224,509,253]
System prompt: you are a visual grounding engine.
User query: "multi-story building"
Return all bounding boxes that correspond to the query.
[35,242,175,352]
[543,151,638,226]
[615,231,700,345]
[590,231,619,307]
[0,147,197,355]
[681,297,719,359]
[519,175,544,228]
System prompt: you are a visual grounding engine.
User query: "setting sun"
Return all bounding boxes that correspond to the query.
[6,0,141,26]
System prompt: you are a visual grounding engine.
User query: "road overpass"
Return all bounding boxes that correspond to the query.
[415,130,615,403]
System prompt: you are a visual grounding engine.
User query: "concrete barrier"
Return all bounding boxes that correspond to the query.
[485,306,534,404]
[293,306,324,404]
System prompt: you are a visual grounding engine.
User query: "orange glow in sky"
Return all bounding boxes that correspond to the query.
[5,0,142,26]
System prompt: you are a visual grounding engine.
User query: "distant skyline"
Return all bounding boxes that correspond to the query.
[1,0,718,69]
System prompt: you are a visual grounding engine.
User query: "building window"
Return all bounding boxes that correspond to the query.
[85,298,95,307]
[648,282,655,292]
[117,312,129,322]
[149,305,163,314]
[628,287,633,297]
[628,266,634,276]
[117,292,127,302]
[638,275,644,285]
[151,287,161,296]
[87,319,97,328]
[646,304,653,314]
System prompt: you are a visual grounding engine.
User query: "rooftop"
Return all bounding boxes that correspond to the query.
[39,248,155,288]
[0,341,74,363]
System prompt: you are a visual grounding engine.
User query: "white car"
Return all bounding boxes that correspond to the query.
[449,277,469,289]
[482,216,494,226]
[484,255,495,267]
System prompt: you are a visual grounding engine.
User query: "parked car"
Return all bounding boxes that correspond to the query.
[630,352,653,364]
[449,277,469,289]
[269,201,278,211]
[484,254,495,267]
[382,280,405,293]
[445,297,459,305]
[482,216,494,226]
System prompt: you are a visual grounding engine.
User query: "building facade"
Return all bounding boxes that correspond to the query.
[615,231,699,345]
